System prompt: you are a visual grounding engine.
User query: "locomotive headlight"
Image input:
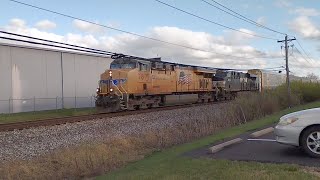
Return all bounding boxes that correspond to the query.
[109,71,112,77]
[96,88,100,93]
[110,88,113,92]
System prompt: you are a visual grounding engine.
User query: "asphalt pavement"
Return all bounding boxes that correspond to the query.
[185,127,320,167]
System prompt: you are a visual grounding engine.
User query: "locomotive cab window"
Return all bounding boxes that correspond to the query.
[110,61,136,69]
[139,63,149,71]
[170,65,175,71]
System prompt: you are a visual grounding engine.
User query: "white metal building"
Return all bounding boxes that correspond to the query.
[0,43,112,113]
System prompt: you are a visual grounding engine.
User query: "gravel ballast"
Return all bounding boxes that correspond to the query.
[0,103,228,162]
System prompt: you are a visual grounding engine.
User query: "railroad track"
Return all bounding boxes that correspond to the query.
[0,101,227,132]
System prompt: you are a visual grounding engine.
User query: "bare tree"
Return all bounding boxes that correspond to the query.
[306,73,319,80]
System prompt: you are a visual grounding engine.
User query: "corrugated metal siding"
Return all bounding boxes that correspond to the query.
[0,44,112,113]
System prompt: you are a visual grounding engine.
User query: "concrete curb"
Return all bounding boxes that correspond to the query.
[250,127,274,138]
[209,138,243,154]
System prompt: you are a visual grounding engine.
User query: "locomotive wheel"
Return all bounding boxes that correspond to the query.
[147,103,153,109]
[134,105,140,110]
[96,106,113,113]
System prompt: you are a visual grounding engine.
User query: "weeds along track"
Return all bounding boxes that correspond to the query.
[0,101,228,132]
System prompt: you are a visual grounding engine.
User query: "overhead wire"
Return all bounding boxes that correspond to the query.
[0,31,161,60]
[290,55,313,70]
[293,46,313,65]
[0,36,114,56]
[0,30,115,55]
[295,39,315,62]
[7,0,281,59]
[1,34,285,71]
[201,0,286,35]
[154,0,278,40]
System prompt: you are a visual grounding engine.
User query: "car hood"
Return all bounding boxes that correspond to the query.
[280,107,320,120]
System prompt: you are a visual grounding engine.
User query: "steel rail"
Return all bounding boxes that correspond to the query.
[0,101,228,132]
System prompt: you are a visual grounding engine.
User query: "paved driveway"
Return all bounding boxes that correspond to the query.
[185,128,320,167]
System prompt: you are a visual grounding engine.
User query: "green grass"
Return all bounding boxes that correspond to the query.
[97,101,320,180]
[0,108,96,124]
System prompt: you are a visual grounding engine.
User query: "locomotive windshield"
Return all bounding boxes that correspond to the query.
[110,63,136,69]
[110,59,137,69]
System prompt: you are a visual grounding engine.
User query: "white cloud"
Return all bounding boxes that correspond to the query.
[257,17,267,25]
[9,18,26,28]
[274,0,291,8]
[102,26,268,68]
[35,20,57,31]
[241,4,249,9]
[289,16,320,39]
[4,18,320,75]
[291,7,320,16]
[65,33,100,47]
[290,54,320,77]
[72,19,105,34]
[224,28,256,45]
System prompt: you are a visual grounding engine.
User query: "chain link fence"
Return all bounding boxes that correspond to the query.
[0,96,96,115]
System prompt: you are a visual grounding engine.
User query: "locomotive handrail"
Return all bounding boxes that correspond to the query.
[112,82,124,100]
[120,84,129,108]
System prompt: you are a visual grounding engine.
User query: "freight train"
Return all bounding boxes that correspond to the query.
[95,57,260,112]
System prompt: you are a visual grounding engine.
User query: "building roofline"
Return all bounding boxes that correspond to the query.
[0,42,112,59]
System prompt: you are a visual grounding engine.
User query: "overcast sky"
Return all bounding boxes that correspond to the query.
[1,0,320,76]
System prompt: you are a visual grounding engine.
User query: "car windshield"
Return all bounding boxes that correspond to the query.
[110,62,136,69]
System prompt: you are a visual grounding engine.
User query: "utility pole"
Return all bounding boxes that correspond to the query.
[277,35,296,107]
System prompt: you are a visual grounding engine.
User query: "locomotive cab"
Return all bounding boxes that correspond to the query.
[96,57,154,112]
[97,59,136,94]
[96,58,140,112]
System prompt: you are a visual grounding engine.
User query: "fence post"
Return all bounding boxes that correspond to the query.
[56,96,58,111]
[62,96,64,109]
[74,96,77,112]
[8,97,11,114]
[33,97,36,120]
[33,97,36,112]
[90,95,93,108]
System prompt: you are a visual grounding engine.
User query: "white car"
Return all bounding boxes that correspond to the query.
[274,108,320,158]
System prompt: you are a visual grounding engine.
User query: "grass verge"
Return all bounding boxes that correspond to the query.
[0,108,96,124]
[98,101,320,180]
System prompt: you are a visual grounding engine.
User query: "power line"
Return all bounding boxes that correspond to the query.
[1,34,285,72]
[290,55,318,70]
[201,0,286,35]
[293,46,313,66]
[7,0,280,60]
[0,36,114,56]
[220,66,285,72]
[154,0,278,40]
[295,39,314,62]
[0,31,161,60]
[0,30,115,55]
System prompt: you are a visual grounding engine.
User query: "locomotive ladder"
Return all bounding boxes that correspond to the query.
[119,84,128,110]
[112,82,126,110]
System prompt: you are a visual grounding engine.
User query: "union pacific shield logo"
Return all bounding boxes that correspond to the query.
[112,80,119,85]
[112,79,127,86]
[178,71,191,84]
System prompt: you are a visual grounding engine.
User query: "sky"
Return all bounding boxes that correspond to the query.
[0,0,320,77]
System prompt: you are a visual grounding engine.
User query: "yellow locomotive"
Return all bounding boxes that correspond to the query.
[96,57,259,112]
